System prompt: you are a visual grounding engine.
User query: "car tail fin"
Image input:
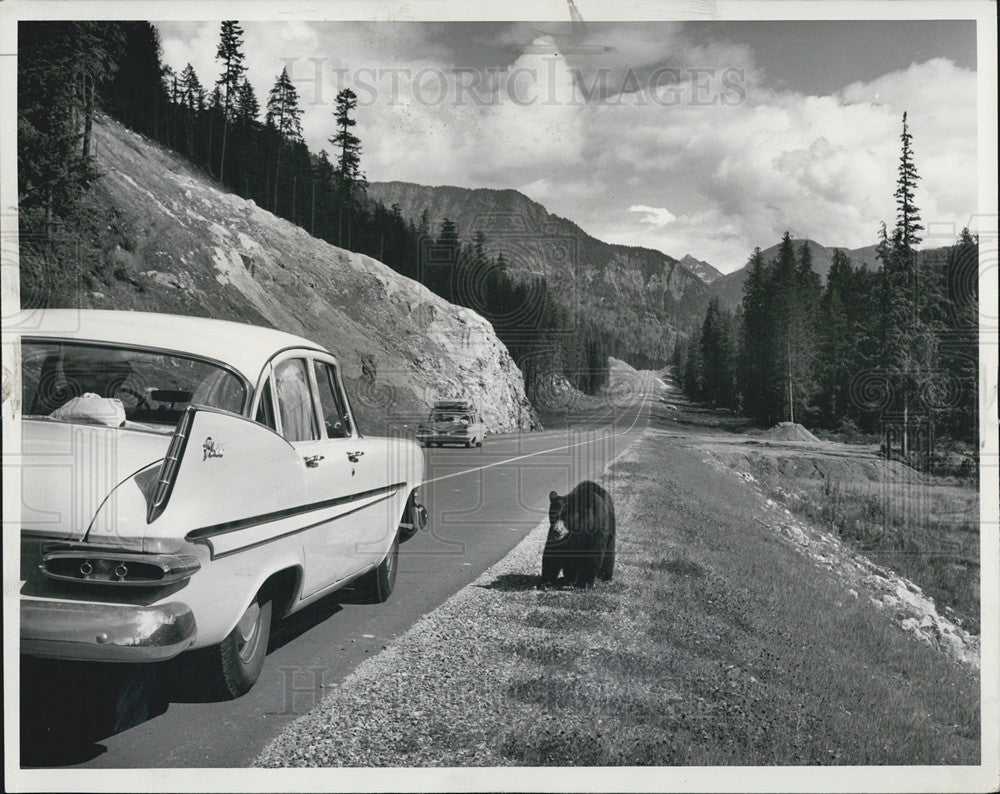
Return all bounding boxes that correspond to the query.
[147,407,195,524]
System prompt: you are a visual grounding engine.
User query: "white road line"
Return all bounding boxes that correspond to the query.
[420,383,650,487]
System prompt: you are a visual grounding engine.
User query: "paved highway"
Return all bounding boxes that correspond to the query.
[21,379,653,768]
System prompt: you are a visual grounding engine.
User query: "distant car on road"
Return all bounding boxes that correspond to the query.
[16,310,427,697]
[416,399,486,448]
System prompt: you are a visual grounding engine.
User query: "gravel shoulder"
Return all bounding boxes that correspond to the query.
[255,419,979,768]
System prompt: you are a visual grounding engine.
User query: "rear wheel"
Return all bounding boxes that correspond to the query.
[358,529,399,603]
[206,595,272,699]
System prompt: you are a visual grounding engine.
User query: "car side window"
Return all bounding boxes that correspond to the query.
[313,360,352,438]
[254,377,277,431]
[274,358,319,442]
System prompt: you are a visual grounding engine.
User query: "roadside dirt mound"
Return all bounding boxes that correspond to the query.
[733,450,926,484]
[763,421,821,443]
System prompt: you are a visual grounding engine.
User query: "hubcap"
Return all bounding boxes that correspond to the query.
[236,602,261,663]
[386,543,395,579]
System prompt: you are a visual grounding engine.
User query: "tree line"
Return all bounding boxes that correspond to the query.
[17,20,609,400]
[675,113,978,450]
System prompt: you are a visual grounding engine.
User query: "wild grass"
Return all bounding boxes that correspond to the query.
[747,460,980,634]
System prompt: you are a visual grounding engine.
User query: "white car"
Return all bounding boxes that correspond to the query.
[15,310,426,697]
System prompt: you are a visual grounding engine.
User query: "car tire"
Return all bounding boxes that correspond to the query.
[358,529,399,603]
[207,595,272,699]
[398,494,425,543]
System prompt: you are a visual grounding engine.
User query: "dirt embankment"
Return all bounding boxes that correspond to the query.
[25,116,536,433]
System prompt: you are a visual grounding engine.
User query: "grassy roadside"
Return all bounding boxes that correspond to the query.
[744,463,980,635]
[255,429,979,767]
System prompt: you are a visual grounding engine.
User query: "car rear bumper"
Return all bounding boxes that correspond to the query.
[417,433,473,444]
[21,598,197,662]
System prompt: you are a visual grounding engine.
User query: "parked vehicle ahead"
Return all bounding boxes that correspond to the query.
[16,310,427,697]
[416,399,486,448]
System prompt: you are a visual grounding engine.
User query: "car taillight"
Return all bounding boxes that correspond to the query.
[41,548,200,586]
[147,406,194,524]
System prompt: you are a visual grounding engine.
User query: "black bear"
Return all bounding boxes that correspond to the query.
[541,481,616,588]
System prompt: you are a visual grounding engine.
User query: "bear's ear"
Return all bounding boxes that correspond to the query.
[549,490,559,502]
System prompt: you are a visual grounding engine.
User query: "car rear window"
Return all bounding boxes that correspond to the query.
[21,339,248,426]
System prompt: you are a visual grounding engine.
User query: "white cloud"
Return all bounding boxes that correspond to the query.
[629,205,676,227]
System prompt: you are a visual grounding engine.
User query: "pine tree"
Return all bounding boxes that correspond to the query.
[789,241,819,421]
[177,63,204,159]
[233,78,260,198]
[214,20,246,183]
[17,22,123,240]
[773,232,801,423]
[266,67,303,213]
[939,228,979,443]
[236,78,260,126]
[431,218,459,302]
[817,249,856,425]
[683,326,703,400]
[739,248,770,424]
[470,230,490,315]
[330,88,364,248]
[895,112,924,252]
[700,297,735,407]
[881,112,939,463]
[180,63,204,110]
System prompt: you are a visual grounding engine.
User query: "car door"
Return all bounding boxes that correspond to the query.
[258,353,356,597]
[295,355,398,598]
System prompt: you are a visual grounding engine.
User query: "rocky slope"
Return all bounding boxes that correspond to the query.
[33,117,535,433]
[368,181,713,363]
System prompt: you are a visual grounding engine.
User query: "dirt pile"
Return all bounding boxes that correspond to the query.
[763,421,821,443]
[73,117,536,433]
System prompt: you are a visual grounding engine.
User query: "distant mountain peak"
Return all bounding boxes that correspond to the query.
[678,254,723,284]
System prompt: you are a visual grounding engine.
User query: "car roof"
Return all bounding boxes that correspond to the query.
[434,400,475,411]
[9,309,331,383]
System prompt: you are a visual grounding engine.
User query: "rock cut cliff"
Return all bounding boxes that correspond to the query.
[48,117,535,433]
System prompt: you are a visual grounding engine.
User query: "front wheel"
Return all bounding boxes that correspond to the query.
[206,596,272,699]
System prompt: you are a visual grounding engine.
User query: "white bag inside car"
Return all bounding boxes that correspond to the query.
[48,393,126,427]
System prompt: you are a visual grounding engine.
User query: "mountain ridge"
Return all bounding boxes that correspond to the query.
[368,180,714,366]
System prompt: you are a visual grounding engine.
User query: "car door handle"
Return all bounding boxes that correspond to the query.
[347,450,364,463]
[304,454,325,468]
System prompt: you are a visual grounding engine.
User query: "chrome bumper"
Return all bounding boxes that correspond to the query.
[21,598,197,662]
[417,433,471,444]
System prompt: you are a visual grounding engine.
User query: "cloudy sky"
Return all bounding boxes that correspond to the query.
[158,17,978,272]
